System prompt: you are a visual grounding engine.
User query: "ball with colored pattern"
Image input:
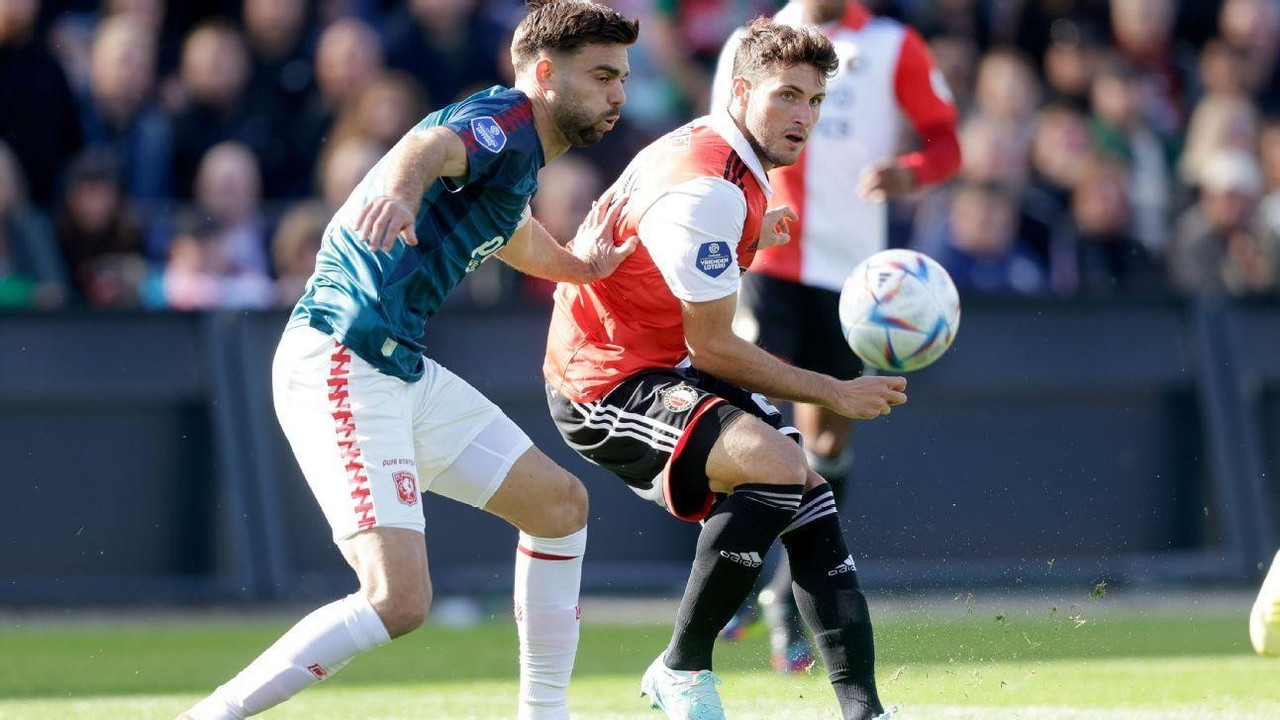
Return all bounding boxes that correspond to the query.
[838,249,961,372]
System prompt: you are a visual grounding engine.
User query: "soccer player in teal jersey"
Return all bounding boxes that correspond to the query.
[179,3,638,720]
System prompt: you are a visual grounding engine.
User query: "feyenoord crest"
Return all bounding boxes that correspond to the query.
[393,471,419,506]
[661,385,698,413]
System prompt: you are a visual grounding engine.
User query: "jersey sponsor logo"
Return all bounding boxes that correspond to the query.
[393,471,419,506]
[661,384,699,413]
[306,663,329,679]
[667,131,692,152]
[470,116,507,153]
[696,242,731,277]
[466,235,505,273]
[828,555,858,576]
[719,550,764,568]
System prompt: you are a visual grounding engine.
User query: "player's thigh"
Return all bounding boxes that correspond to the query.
[704,410,807,493]
[408,359,534,508]
[273,326,426,543]
[482,443,587,538]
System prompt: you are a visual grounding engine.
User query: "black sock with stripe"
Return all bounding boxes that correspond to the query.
[664,482,804,671]
[781,484,883,720]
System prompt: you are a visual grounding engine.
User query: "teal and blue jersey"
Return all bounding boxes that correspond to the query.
[289,86,544,381]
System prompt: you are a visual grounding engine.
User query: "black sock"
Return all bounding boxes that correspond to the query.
[767,457,847,603]
[664,482,804,671]
[782,484,883,720]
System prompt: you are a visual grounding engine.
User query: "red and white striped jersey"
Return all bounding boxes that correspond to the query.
[544,114,771,403]
[711,1,960,292]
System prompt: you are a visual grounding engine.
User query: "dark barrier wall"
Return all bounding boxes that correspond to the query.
[1,297,1276,604]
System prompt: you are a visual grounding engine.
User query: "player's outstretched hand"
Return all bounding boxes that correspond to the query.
[354,196,419,252]
[857,160,917,203]
[572,194,635,280]
[759,206,798,251]
[828,375,907,419]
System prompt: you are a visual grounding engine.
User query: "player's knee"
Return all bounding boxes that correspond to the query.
[540,472,589,537]
[737,428,807,487]
[368,582,432,639]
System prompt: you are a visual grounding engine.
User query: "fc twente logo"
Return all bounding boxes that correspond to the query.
[393,471,419,506]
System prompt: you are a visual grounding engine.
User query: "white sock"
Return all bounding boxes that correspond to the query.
[185,593,391,720]
[514,526,586,720]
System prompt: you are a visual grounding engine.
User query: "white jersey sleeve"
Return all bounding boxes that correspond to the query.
[637,176,746,303]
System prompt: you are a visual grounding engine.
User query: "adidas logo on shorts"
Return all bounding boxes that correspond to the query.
[720,550,764,568]
[828,555,858,576]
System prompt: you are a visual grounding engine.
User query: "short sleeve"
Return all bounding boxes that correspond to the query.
[439,103,524,190]
[638,176,747,303]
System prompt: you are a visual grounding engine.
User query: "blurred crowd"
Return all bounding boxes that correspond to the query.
[1,0,1279,311]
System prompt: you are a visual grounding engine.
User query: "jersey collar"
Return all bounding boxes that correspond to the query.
[710,111,773,197]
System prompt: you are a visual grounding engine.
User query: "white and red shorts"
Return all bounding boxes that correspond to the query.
[273,325,533,542]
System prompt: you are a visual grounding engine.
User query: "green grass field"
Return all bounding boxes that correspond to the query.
[2,596,1277,719]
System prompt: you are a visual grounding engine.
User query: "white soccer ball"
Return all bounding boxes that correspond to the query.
[838,249,961,372]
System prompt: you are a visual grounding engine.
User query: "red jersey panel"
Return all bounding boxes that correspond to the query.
[544,117,769,402]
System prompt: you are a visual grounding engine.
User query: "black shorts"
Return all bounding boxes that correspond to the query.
[739,272,865,381]
[546,368,801,522]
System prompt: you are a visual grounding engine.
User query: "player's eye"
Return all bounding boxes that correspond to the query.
[781,91,795,101]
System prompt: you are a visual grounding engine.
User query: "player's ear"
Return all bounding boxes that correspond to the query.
[731,76,752,112]
[534,54,556,92]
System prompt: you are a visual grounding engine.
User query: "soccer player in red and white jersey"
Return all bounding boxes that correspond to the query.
[710,0,961,671]
[545,19,905,720]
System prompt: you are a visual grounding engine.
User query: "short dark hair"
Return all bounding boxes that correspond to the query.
[511,0,640,72]
[732,17,839,84]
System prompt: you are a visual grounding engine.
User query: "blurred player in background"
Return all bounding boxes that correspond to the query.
[711,0,961,672]
[545,18,904,720]
[178,3,638,719]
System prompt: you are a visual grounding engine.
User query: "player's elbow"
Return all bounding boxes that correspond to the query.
[685,336,732,376]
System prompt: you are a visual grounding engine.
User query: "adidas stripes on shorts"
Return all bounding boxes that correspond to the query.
[546,367,801,523]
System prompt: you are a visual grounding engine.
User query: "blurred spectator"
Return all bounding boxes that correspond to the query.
[1219,0,1280,114]
[47,11,95,96]
[80,14,172,205]
[0,0,84,206]
[1179,95,1261,190]
[170,20,267,198]
[645,0,776,116]
[1194,39,1250,104]
[907,0,992,50]
[160,216,274,310]
[1004,0,1110,68]
[192,141,269,278]
[927,34,979,114]
[289,17,385,198]
[270,200,326,307]
[1257,116,1280,238]
[1041,18,1107,109]
[1022,102,1093,260]
[384,0,501,105]
[318,136,382,215]
[930,180,1048,295]
[1090,58,1176,256]
[329,71,428,152]
[1170,149,1279,297]
[972,48,1040,144]
[1110,0,1193,133]
[53,148,146,307]
[1049,154,1160,295]
[0,140,69,308]
[243,0,317,197]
